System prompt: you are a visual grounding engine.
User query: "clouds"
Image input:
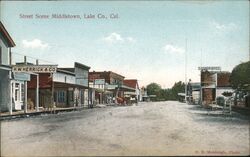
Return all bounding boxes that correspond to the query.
[210,20,238,32]
[22,39,49,49]
[163,44,185,55]
[102,32,136,44]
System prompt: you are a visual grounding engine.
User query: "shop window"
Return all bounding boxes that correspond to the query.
[14,82,25,102]
[21,83,25,102]
[58,91,65,103]
[15,83,20,101]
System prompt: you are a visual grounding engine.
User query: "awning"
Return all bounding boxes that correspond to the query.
[119,85,135,92]
[13,72,31,81]
[105,84,135,92]
[54,82,88,89]
[0,65,11,71]
[178,93,186,97]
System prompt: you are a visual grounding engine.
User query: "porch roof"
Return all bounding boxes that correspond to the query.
[54,81,88,89]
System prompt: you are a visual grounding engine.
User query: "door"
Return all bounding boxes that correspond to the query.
[14,81,24,110]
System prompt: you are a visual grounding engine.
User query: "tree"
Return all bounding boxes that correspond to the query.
[146,83,162,95]
[230,61,250,90]
[146,81,185,101]
[170,81,185,100]
[146,83,163,101]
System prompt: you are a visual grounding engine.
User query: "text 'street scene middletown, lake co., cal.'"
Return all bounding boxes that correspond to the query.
[0,0,249,156]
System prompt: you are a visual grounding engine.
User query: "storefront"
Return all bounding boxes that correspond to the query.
[0,66,12,112]
[27,62,91,109]
[11,72,30,110]
[0,21,16,113]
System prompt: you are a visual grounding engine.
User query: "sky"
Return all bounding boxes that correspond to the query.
[1,0,249,88]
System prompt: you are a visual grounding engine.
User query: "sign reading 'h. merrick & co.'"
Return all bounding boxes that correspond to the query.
[12,65,57,73]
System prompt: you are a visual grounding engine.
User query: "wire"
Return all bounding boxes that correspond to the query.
[11,52,56,64]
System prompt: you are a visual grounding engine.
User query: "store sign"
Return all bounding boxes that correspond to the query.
[105,84,117,90]
[12,65,57,73]
[94,79,105,85]
[13,72,30,81]
[198,66,221,71]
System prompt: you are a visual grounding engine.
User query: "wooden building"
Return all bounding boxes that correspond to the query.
[27,62,91,109]
[123,79,140,103]
[0,21,15,113]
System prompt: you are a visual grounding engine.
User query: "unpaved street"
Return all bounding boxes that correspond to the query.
[1,101,249,156]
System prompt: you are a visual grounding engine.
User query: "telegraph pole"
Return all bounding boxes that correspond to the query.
[185,38,188,103]
[200,48,203,105]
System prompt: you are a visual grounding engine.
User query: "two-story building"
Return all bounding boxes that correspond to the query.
[200,67,232,106]
[59,62,91,107]
[27,62,90,109]
[0,21,15,112]
[89,71,134,104]
[123,79,140,103]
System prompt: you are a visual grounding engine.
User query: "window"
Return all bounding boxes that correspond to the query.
[21,83,25,102]
[15,83,20,101]
[14,82,25,102]
[58,91,66,103]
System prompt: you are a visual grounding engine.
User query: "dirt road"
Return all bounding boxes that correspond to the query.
[1,101,249,156]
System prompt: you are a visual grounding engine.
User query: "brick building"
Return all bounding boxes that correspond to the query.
[89,71,134,104]
[200,70,232,106]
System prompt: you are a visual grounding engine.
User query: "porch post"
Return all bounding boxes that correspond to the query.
[24,81,27,113]
[74,88,76,109]
[9,79,12,115]
[36,74,39,112]
[51,73,55,110]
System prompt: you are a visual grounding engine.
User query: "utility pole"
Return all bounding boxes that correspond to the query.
[185,38,188,103]
[200,48,203,105]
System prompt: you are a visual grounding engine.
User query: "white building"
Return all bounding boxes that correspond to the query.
[0,21,15,113]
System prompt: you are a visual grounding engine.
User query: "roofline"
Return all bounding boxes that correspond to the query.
[124,79,137,81]
[217,71,231,74]
[75,62,90,70]
[57,68,75,76]
[0,21,16,47]
[123,79,139,89]
[90,71,125,78]
[109,71,125,78]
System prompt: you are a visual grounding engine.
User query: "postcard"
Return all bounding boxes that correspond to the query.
[0,0,249,156]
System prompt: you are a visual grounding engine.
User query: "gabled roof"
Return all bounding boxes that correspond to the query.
[123,79,139,89]
[0,21,15,47]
